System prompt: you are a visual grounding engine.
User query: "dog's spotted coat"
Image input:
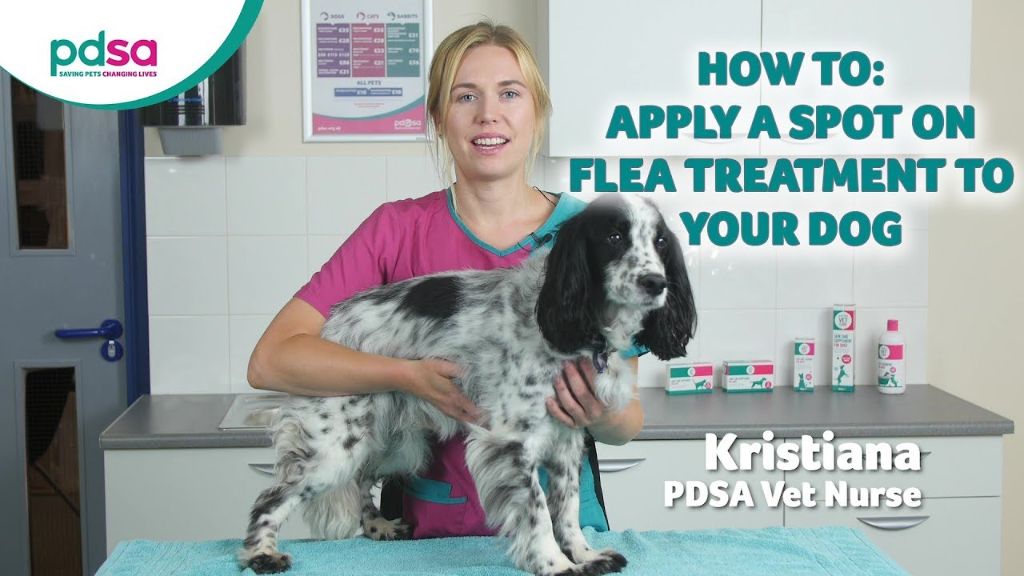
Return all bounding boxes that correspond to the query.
[239,195,697,576]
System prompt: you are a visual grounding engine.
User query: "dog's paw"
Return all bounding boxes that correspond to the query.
[554,549,628,576]
[247,552,292,574]
[363,516,412,541]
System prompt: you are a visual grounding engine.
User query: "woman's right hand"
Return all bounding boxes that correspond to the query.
[403,358,483,425]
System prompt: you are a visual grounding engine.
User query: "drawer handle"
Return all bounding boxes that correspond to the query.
[249,463,276,477]
[598,458,646,473]
[858,516,930,531]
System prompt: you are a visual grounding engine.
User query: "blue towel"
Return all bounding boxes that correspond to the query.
[97,527,908,576]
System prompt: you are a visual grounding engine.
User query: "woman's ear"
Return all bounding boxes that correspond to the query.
[636,230,697,360]
[536,212,602,354]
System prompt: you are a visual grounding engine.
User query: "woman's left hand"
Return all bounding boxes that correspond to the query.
[547,358,608,428]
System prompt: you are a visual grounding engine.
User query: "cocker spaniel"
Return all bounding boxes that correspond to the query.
[240,194,696,576]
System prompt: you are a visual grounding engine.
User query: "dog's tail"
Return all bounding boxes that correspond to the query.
[302,481,362,540]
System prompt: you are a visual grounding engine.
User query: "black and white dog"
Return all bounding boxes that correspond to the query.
[240,195,696,576]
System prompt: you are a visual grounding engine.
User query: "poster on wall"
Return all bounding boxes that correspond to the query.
[301,0,431,141]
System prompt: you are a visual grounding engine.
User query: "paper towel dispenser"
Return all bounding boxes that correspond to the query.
[141,46,245,155]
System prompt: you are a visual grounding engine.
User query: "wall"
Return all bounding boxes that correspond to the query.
[144,0,929,397]
[929,0,1023,572]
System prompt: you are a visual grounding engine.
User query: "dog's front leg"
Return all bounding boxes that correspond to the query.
[545,437,627,574]
[466,436,576,575]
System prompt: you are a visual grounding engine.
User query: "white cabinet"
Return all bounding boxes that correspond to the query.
[104,447,311,554]
[540,0,763,158]
[760,0,972,156]
[598,435,1003,575]
[783,434,1002,575]
[597,440,784,530]
[541,0,972,158]
[785,435,1002,498]
[787,497,1001,575]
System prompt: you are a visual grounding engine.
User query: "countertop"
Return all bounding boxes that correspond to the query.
[99,385,1014,450]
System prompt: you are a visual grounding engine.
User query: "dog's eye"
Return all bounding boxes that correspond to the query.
[608,232,622,245]
[655,236,668,250]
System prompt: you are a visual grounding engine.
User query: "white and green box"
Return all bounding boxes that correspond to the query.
[666,361,714,395]
[794,337,816,392]
[723,360,774,393]
[832,305,856,392]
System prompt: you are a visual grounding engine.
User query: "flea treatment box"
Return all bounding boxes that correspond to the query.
[832,305,856,392]
[794,337,815,392]
[723,360,775,393]
[666,361,714,395]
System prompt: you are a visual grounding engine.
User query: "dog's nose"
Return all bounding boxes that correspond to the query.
[638,273,667,296]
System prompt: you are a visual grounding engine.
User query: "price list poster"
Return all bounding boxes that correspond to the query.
[302,0,431,141]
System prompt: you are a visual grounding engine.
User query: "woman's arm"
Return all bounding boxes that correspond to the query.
[247,297,482,423]
[546,357,645,446]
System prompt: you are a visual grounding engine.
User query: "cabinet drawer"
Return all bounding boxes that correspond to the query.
[105,447,311,552]
[786,497,1001,575]
[785,436,1002,499]
[597,440,783,531]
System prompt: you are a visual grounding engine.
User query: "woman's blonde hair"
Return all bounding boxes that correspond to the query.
[426,21,551,184]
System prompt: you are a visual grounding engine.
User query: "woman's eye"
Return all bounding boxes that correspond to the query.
[608,232,622,244]
[501,90,520,99]
[456,93,476,102]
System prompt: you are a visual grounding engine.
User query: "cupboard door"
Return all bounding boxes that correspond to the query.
[598,440,783,530]
[542,0,762,158]
[761,0,972,156]
[105,447,312,552]
[784,436,1002,499]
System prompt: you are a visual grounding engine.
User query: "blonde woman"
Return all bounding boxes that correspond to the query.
[248,21,645,540]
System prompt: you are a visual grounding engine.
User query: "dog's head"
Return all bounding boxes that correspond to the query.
[536,195,697,360]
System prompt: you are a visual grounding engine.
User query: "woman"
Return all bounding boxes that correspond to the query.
[247,21,644,538]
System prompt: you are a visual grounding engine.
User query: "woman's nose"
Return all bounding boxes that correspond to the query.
[476,94,499,123]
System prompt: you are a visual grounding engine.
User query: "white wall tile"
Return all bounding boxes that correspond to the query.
[698,309,776,389]
[386,155,446,201]
[855,308,928,386]
[226,157,307,235]
[528,155,546,190]
[541,156,571,192]
[854,230,928,307]
[777,245,854,308]
[307,156,386,236]
[145,156,226,236]
[149,316,229,394]
[146,237,228,315]
[228,236,309,315]
[775,308,833,389]
[701,245,777,309]
[308,235,346,278]
[698,308,776,363]
[229,315,274,394]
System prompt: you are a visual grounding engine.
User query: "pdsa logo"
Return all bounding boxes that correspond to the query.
[0,0,261,108]
[51,31,158,77]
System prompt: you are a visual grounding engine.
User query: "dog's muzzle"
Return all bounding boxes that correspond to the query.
[637,273,667,297]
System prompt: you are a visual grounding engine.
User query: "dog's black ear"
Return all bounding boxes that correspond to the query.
[536,211,602,354]
[635,228,697,360]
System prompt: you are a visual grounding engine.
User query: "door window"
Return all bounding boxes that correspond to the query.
[10,78,69,250]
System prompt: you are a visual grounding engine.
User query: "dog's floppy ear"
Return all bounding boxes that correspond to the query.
[635,228,697,360]
[536,211,602,354]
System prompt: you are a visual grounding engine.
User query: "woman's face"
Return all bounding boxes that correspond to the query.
[444,44,536,184]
